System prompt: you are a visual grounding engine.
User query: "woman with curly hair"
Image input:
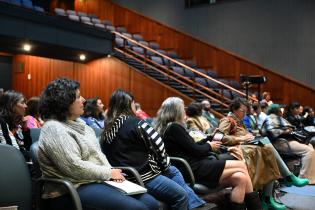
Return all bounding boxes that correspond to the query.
[0,90,29,159]
[38,78,159,210]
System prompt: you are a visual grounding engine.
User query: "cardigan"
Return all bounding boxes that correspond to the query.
[38,119,112,198]
[103,115,170,182]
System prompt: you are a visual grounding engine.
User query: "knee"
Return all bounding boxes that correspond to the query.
[231,172,247,185]
[174,187,189,205]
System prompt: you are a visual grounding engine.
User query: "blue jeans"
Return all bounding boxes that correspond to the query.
[47,183,159,210]
[145,166,205,210]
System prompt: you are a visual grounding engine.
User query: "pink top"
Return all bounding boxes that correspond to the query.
[24,115,43,129]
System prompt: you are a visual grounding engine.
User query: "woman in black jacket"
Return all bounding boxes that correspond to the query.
[101,90,210,210]
[154,97,262,210]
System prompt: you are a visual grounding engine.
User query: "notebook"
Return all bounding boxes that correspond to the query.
[104,180,147,195]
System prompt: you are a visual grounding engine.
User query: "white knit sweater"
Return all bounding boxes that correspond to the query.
[38,119,111,198]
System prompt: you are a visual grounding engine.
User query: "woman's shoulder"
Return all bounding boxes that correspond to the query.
[41,120,64,132]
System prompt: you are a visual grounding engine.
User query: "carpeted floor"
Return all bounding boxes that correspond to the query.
[277,186,315,210]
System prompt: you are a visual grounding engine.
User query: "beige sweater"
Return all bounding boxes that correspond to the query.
[38,119,111,198]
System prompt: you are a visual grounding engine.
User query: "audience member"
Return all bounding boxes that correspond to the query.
[25,97,43,129]
[201,99,219,128]
[102,89,212,210]
[38,78,158,210]
[303,106,315,126]
[186,102,214,135]
[252,102,267,130]
[154,97,262,210]
[261,104,315,184]
[218,98,309,210]
[81,97,105,129]
[0,90,30,159]
[243,103,258,134]
[261,92,273,106]
[135,102,150,120]
[284,102,305,129]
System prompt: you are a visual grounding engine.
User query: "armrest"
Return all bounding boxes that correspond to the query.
[36,177,82,210]
[114,166,144,187]
[273,138,298,157]
[170,157,195,187]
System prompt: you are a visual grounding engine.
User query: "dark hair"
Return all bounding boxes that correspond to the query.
[186,102,203,117]
[303,106,313,115]
[26,97,40,117]
[83,97,104,120]
[284,102,300,118]
[229,97,248,112]
[39,78,80,122]
[252,102,261,112]
[0,90,25,129]
[105,89,135,129]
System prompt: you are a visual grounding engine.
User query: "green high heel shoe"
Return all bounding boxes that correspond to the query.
[284,174,309,187]
[261,196,286,210]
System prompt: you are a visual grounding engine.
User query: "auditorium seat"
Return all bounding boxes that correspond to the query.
[77,11,87,17]
[196,77,207,87]
[221,89,232,99]
[148,42,160,50]
[105,25,115,31]
[81,16,93,25]
[185,60,197,68]
[91,18,101,24]
[103,20,113,26]
[68,14,80,22]
[54,8,66,16]
[132,46,145,56]
[139,40,149,46]
[206,79,220,89]
[21,0,32,9]
[133,34,144,41]
[116,26,127,33]
[167,51,179,59]
[34,6,44,12]
[66,9,76,16]
[151,56,164,65]
[183,68,195,78]
[10,0,21,6]
[206,70,218,78]
[94,23,105,29]
[115,37,124,47]
[171,66,185,76]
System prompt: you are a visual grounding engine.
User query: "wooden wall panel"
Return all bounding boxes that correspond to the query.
[73,0,314,108]
[12,55,192,116]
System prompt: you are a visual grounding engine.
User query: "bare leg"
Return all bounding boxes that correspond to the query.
[219,160,253,203]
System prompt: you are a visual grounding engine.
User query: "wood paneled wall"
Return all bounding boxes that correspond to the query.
[74,0,315,108]
[12,55,192,116]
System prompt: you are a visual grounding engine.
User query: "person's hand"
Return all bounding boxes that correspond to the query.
[111,169,125,183]
[283,128,293,134]
[243,133,255,142]
[208,141,222,151]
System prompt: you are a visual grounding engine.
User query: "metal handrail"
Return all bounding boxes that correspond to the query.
[113,31,257,102]
[121,47,232,105]
[115,47,229,111]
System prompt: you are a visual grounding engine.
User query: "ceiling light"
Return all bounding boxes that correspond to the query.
[79,54,86,61]
[23,44,31,52]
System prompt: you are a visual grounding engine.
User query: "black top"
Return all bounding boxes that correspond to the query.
[103,116,170,181]
[163,123,225,186]
[286,114,304,129]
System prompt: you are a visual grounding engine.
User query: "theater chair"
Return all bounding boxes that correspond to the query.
[271,138,302,176]
[0,144,32,210]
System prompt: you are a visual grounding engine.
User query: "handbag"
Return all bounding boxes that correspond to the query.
[290,129,311,144]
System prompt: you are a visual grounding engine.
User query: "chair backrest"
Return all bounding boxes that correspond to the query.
[0,144,32,210]
[30,128,41,143]
[30,141,42,178]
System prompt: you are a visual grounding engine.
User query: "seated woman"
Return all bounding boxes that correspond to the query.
[25,96,43,129]
[101,89,210,210]
[38,78,159,210]
[261,103,315,184]
[0,90,30,159]
[81,97,105,129]
[186,102,214,136]
[154,97,262,210]
[303,106,315,126]
[218,98,309,210]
